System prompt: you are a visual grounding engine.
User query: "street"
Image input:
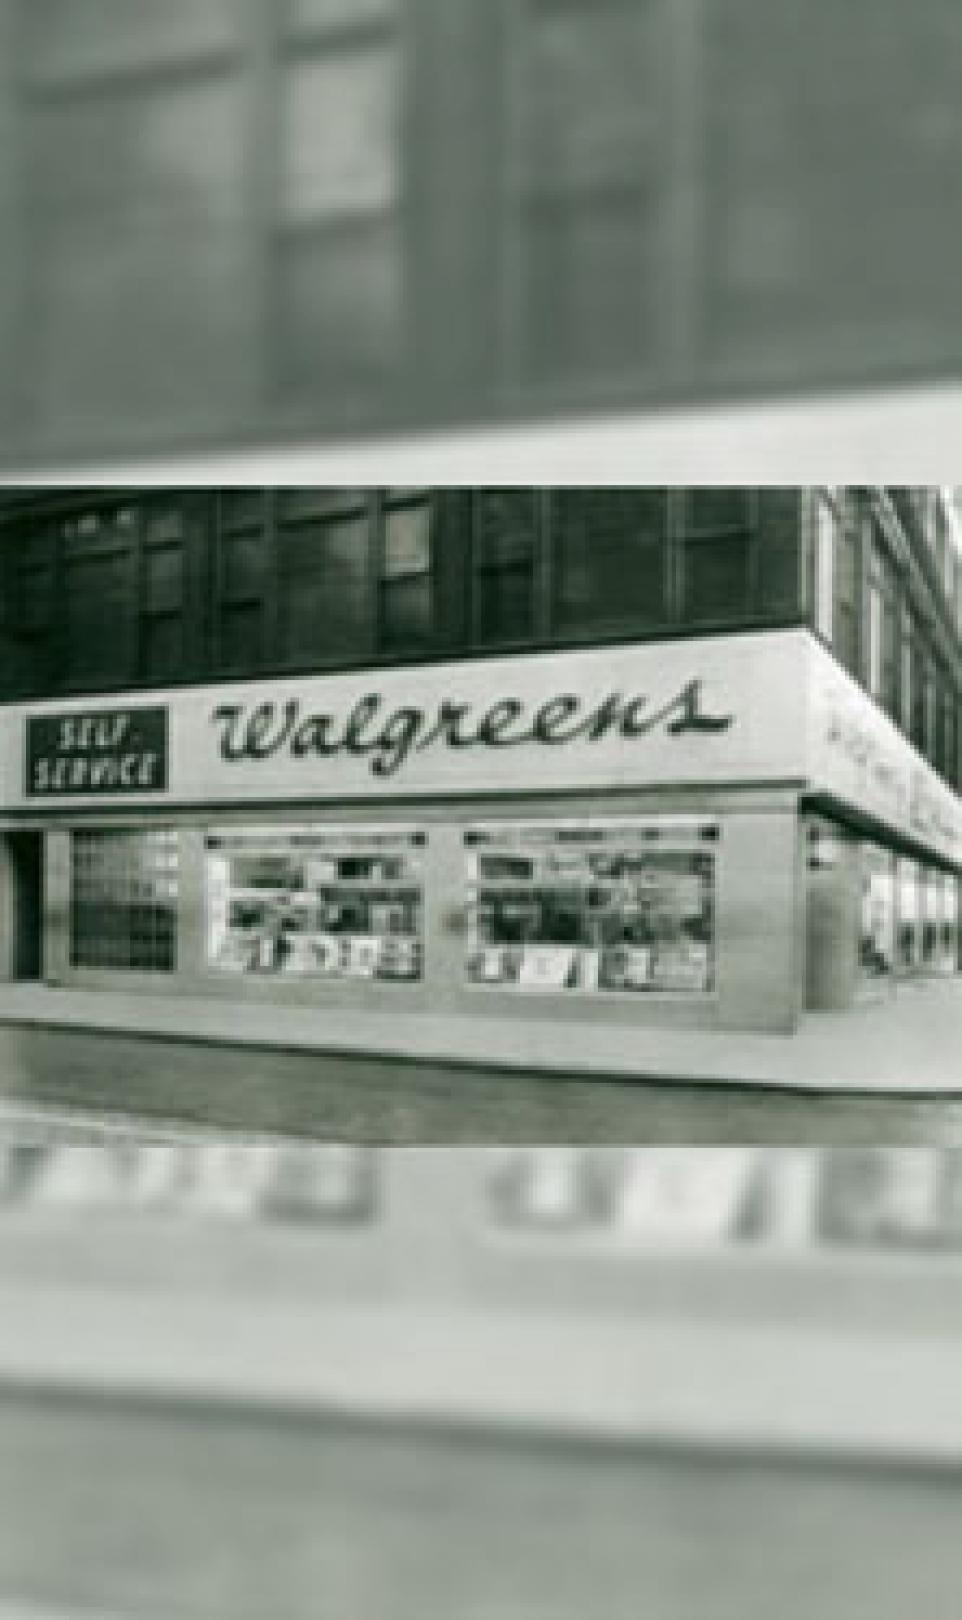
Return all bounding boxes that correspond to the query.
[0,1388,958,1620]
[0,1022,961,1144]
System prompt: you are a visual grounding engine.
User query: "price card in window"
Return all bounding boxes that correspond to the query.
[345,936,381,979]
[617,1149,759,1243]
[311,934,342,975]
[518,947,577,990]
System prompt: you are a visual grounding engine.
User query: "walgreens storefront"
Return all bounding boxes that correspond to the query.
[0,630,957,1046]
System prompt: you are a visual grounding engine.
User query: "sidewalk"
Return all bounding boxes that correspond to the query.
[4,1265,962,1463]
[0,978,957,1093]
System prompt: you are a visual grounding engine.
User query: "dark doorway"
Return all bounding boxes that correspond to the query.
[8,832,42,981]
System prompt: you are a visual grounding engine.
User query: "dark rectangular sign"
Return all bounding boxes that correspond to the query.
[26,707,169,797]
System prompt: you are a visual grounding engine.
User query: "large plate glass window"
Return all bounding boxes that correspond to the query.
[206,825,424,981]
[71,828,179,972]
[860,845,896,980]
[897,858,920,971]
[464,819,718,995]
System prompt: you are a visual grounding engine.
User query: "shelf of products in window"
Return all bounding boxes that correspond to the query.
[206,828,424,982]
[464,821,717,995]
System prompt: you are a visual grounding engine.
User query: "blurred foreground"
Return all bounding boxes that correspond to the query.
[2,1138,962,1616]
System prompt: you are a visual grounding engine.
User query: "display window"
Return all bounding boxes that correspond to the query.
[464,819,718,995]
[922,867,941,970]
[205,825,424,982]
[859,846,896,979]
[939,875,959,975]
[896,858,920,971]
[71,828,179,972]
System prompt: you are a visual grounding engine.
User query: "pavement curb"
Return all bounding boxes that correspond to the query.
[0,1009,959,1098]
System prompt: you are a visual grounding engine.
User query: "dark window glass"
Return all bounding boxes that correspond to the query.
[684,537,751,624]
[220,492,266,532]
[756,488,802,619]
[553,490,668,632]
[220,602,262,673]
[680,489,755,625]
[221,532,265,603]
[61,529,137,686]
[144,544,184,616]
[142,613,185,682]
[833,523,860,677]
[474,490,539,644]
[278,514,373,663]
[910,637,926,752]
[880,593,899,720]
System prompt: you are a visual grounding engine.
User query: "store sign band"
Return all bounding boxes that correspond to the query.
[14,636,959,866]
[210,677,734,779]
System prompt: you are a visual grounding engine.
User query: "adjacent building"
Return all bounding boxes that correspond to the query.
[2,2,962,467]
[0,486,958,1047]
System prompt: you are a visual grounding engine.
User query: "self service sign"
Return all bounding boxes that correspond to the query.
[26,707,169,797]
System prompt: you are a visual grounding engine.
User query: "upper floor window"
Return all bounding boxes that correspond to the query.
[380,490,436,649]
[678,489,757,626]
[868,531,899,720]
[277,489,373,665]
[504,0,669,387]
[552,490,669,633]
[833,513,861,679]
[278,0,405,400]
[24,0,250,447]
[472,490,541,646]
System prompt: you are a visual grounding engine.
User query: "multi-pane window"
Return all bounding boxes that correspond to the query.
[140,506,189,683]
[940,685,956,785]
[71,828,178,972]
[380,490,435,649]
[814,493,836,641]
[910,630,927,755]
[924,661,938,763]
[833,513,861,678]
[472,490,541,645]
[868,534,899,719]
[277,489,373,664]
[552,490,669,632]
[278,0,405,397]
[679,489,756,625]
[506,0,668,385]
[24,0,250,445]
[61,507,139,688]
[216,493,269,672]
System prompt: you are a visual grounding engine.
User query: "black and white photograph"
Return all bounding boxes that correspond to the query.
[2,3,962,1619]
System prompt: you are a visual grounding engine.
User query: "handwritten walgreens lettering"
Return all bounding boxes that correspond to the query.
[212,680,734,779]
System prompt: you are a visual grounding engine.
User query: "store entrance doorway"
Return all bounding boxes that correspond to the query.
[7,832,43,981]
